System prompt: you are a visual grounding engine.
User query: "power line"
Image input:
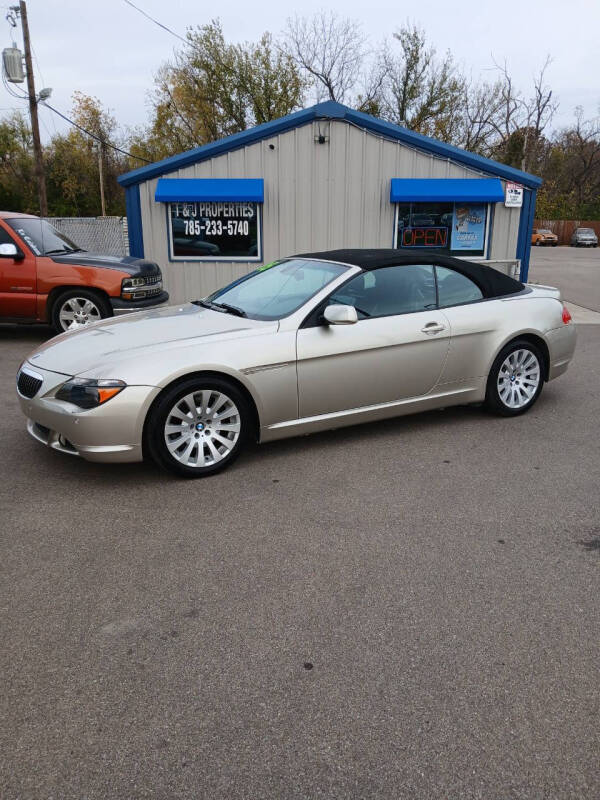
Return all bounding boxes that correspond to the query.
[31,41,57,134]
[41,101,151,162]
[121,0,188,44]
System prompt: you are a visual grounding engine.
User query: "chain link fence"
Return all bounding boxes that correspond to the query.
[48,216,130,257]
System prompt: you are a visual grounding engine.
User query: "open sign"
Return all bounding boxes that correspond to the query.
[401,226,448,248]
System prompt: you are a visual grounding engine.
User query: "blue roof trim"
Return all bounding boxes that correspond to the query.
[390,178,505,203]
[516,187,536,282]
[155,178,264,203]
[124,184,144,258]
[119,100,542,190]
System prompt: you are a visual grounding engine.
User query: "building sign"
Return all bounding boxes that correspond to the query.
[168,201,261,261]
[505,182,523,208]
[450,204,486,251]
[400,226,448,248]
[396,202,488,257]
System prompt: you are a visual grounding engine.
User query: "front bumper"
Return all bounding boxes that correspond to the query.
[110,290,169,315]
[18,363,160,463]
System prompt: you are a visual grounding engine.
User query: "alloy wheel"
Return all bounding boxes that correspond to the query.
[163,389,241,468]
[59,296,102,330]
[497,349,540,409]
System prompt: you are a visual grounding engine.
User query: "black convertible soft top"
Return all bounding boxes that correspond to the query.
[294,249,524,299]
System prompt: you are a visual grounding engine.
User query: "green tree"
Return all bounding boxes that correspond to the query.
[0,111,37,212]
[131,20,306,162]
[44,92,127,216]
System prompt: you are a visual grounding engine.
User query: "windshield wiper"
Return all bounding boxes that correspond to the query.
[44,247,85,255]
[211,301,247,317]
[194,299,247,317]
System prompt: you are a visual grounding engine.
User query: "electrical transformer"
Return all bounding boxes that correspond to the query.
[2,47,25,83]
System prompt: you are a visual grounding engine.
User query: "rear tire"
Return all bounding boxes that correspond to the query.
[145,376,250,478]
[51,288,111,334]
[485,339,544,417]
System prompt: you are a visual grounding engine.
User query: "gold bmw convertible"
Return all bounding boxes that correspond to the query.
[16,250,577,477]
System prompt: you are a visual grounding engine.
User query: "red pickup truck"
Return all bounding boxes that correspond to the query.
[0,211,168,333]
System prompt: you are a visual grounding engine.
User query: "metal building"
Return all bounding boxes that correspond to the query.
[118,101,541,304]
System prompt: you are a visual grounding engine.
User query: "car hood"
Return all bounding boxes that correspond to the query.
[27,303,278,376]
[49,252,161,276]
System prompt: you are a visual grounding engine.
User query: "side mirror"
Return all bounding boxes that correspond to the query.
[0,242,22,259]
[323,304,358,325]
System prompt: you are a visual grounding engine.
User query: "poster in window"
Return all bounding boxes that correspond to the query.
[450,205,486,251]
[169,202,261,261]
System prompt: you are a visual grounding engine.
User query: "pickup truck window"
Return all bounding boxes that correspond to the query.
[5,218,82,256]
[0,226,15,246]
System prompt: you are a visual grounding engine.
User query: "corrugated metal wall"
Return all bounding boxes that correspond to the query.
[138,120,522,303]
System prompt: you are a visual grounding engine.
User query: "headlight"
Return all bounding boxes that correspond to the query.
[55,378,126,409]
[121,274,163,300]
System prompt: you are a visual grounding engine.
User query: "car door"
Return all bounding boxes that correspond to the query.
[0,223,37,318]
[433,265,501,386]
[296,263,451,418]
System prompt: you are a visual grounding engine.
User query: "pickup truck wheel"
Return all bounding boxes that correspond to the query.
[51,289,111,333]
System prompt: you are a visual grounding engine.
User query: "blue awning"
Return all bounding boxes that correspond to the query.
[390,178,505,204]
[155,178,264,203]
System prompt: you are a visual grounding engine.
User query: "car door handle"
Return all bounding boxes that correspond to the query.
[421,322,446,335]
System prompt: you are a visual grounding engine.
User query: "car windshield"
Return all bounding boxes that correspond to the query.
[578,228,594,234]
[539,229,552,234]
[204,258,348,320]
[5,218,82,255]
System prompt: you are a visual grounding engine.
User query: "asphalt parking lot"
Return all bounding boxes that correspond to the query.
[2,253,600,799]
[528,244,600,311]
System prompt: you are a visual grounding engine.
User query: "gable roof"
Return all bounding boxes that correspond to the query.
[118,100,542,189]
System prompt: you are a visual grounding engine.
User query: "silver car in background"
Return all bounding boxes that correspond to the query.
[16,250,577,478]
[570,227,598,247]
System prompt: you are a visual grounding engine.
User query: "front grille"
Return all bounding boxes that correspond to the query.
[128,286,162,300]
[17,370,42,398]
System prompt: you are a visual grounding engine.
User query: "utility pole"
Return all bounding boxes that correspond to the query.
[18,1,47,216]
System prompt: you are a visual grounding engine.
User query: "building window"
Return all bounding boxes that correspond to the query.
[394,202,489,257]
[168,201,262,262]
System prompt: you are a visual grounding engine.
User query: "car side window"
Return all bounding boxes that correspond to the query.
[0,226,15,246]
[328,264,436,319]
[436,266,483,307]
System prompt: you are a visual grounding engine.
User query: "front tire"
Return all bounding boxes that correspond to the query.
[51,288,111,333]
[485,340,544,417]
[145,377,250,478]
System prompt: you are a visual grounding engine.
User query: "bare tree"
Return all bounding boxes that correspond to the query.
[283,12,367,103]
[520,56,558,171]
[459,78,507,153]
[376,25,466,141]
[560,108,600,207]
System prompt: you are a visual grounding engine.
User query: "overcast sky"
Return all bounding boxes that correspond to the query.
[2,0,598,144]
